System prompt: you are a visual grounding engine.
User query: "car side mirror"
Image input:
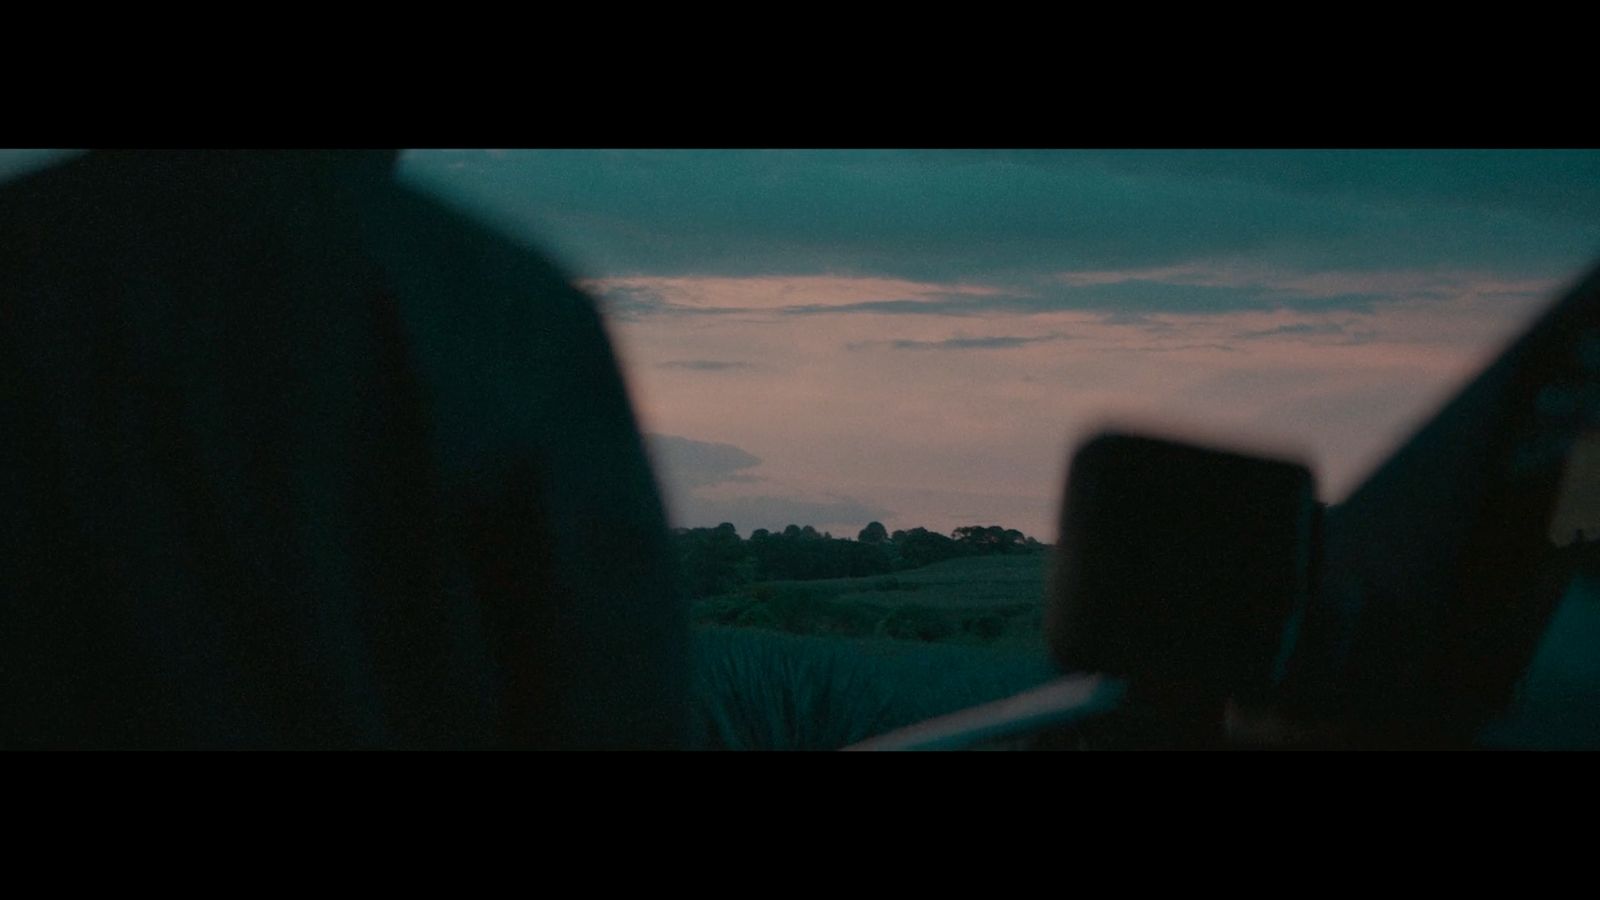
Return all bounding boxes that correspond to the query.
[1047,432,1318,739]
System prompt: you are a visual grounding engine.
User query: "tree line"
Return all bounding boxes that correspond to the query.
[672,521,1045,598]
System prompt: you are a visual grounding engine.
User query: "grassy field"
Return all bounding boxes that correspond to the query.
[692,553,1053,650]
[691,626,1057,749]
[690,553,1059,749]
[691,550,1600,749]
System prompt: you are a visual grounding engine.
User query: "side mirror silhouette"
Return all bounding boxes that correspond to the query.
[1047,432,1315,746]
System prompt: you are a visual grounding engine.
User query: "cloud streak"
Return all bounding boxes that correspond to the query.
[644,433,761,490]
[1234,322,1379,344]
[589,283,754,321]
[658,359,754,371]
[774,283,1387,317]
[596,265,1553,323]
[849,333,1076,351]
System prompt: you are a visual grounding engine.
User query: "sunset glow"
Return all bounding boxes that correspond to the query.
[399,150,1600,539]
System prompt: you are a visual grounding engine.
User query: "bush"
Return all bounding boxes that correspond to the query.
[875,606,956,642]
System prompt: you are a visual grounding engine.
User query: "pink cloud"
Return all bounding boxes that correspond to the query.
[601,266,1575,539]
[582,274,1002,314]
[1054,262,1564,304]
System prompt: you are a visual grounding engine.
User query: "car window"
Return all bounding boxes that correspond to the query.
[396,149,1600,748]
[4,149,1595,748]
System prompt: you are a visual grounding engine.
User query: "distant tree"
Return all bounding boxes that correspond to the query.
[675,522,753,597]
[952,525,1025,555]
[669,518,1037,595]
[895,527,959,568]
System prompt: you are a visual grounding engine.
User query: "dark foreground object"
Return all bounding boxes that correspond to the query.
[1020,263,1600,750]
[863,260,1600,750]
[0,151,687,749]
[1271,260,1600,746]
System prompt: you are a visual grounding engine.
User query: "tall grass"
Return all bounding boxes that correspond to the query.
[692,555,1050,648]
[691,626,1055,750]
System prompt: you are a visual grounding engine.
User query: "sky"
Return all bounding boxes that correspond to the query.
[393,150,1600,541]
[9,149,1598,542]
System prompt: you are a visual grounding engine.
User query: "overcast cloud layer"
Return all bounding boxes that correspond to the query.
[402,151,1600,282]
[320,152,1591,535]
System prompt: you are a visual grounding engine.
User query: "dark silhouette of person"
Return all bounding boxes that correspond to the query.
[0,151,687,749]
